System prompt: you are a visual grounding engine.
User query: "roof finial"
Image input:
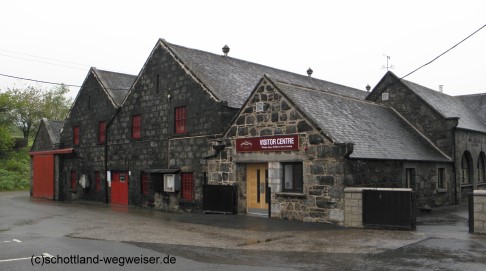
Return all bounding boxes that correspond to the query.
[366,84,371,92]
[307,67,313,77]
[222,45,230,56]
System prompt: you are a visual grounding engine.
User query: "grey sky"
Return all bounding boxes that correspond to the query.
[0,0,484,98]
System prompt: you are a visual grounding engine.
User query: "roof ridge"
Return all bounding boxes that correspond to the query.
[273,77,386,108]
[165,41,364,94]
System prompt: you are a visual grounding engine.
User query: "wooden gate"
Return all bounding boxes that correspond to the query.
[32,155,54,199]
[362,189,416,230]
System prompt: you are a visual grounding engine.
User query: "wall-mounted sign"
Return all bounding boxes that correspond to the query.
[236,135,299,152]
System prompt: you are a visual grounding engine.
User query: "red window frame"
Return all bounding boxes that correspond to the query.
[132,115,141,139]
[141,173,150,196]
[181,173,194,201]
[70,171,77,191]
[98,121,106,144]
[95,171,101,192]
[175,106,187,134]
[73,126,80,145]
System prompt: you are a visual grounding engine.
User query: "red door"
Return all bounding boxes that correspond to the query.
[111,171,129,205]
[32,155,54,199]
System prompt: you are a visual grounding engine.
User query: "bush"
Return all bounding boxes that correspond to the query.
[0,147,30,191]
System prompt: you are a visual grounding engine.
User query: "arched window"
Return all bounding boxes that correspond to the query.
[461,151,473,184]
[478,152,486,183]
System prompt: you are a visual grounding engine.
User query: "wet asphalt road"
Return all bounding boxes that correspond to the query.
[1,191,486,270]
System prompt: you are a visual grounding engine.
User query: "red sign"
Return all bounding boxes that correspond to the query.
[236,135,299,152]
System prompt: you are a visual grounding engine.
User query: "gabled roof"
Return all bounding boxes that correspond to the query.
[456,93,486,125]
[92,68,136,107]
[371,71,486,133]
[162,40,367,108]
[270,77,450,162]
[40,118,63,145]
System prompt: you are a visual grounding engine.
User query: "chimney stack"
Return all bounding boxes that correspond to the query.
[222,45,230,56]
[307,67,313,77]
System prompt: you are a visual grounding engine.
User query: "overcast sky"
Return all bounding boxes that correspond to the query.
[0,0,484,98]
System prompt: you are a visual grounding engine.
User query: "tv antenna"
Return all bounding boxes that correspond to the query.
[382,54,394,71]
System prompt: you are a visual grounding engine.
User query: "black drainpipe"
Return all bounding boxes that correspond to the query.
[104,107,121,204]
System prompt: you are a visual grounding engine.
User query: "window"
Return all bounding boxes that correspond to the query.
[73,126,80,145]
[478,152,486,183]
[181,173,194,201]
[95,171,101,192]
[437,168,445,190]
[98,121,106,144]
[406,168,416,190]
[141,173,151,196]
[282,162,303,193]
[381,92,389,101]
[461,151,473,184]
[70,171,77,191]
[132,115,141,139]
[175,106,187,134]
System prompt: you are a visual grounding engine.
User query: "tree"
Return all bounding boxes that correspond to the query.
[2,84,72,140]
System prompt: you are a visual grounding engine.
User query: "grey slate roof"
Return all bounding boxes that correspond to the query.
[44,118,64,144]
[375,72,486,133]
[94,68,136,107]
[164,41,367,108]
[456,93,486,125]
[273,78,450,161]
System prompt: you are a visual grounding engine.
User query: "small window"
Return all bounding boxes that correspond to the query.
[406,168,416,190]
[70,171,77,191]
[282,163,303,193]
[98,121,106,144]
[256,102,264,112]
[132,115,141,139]
[175,106,187,134]
[461,151,472,184]
[181,173,194,201]
[141,173,151,196]
[478,152,486,183]
[437,168,445,189]
[156,74,160,93]
[381,92,389,101]
[95,171,101,192]
[73,126,80,145]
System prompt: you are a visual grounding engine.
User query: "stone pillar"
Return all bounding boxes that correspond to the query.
[268,162,282,193]
[344,187,363,228]
[473,190,486,234]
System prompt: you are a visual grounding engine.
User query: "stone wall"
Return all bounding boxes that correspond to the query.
[455,130,486,203]
[107,42,235,211]
[207,78,349,224]
[343,187,414,228]
[31,120,54,152]
[473,190,486,234]
[60,71,117,202]
[368,75,456,157]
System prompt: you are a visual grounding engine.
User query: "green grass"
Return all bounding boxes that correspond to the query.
[0,147,30,191]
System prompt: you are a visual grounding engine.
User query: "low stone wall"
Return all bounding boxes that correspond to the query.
[344,187,413,228]
[473,190,486,234]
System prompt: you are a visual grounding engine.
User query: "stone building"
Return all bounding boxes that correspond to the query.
[30,118,69,200]
[59,67,136,202]
[104,39,366,211]
[206,75,451,224]
[368,71,486,204]
[31,40,486,225]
